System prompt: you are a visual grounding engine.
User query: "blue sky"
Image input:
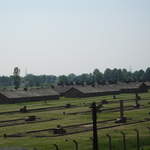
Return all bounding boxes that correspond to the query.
[0,0,150,76]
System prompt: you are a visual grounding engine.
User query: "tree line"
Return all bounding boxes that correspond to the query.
[0,67,150,88]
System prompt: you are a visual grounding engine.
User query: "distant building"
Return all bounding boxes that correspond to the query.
[0,82,148,102]
[63,82,148,98]
[119,82,148,93]
[145,81,150,89]
[52,85,73,96]
[63,85,120,98]
[0,88,59,104]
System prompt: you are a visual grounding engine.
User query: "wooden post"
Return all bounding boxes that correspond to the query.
[91,102,99,150]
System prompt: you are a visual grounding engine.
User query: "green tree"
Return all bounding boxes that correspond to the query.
[58,75,68,85]
[93,69,104,84]
[143,67,150,81]
[67,73,76,84]
[104,68,112,82]
[133,69,145,81]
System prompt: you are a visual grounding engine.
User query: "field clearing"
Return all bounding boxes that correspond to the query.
[0,92,150,112]
[0,92,149,150]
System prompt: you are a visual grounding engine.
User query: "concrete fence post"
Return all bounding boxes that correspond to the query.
[120,100,124,119]
[120,131,126,150]
[135,94,140,108]
[53,144,59,150]
[106,134,112,150]
[134,129,140,150]
[91,102,99,150]
[65,139,78,150]
[73,140,79,150]
[115,100,127,123]
[147,127,150,132]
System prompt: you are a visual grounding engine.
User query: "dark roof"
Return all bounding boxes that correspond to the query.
[0,88,59,99]
[71,86,101,94]
[69,85,120,94]
[145,81,150,86]
[96,84,120,92]
[65,82,147,94]
[117,82,146,89]
[53,85,72,94]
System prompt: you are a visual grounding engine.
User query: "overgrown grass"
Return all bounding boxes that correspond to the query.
[0,92,149,149]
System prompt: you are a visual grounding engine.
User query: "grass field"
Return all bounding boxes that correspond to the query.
[0,92,149,150]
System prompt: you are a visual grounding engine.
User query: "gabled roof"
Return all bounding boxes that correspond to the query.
[0,88,59,99]
[53,85,72,94]
[69,85,120,94]
[71,86,100,94]
[117,82,146,89]
[96,84,120,92]
[145,81,150,86]
[66,82,147,94]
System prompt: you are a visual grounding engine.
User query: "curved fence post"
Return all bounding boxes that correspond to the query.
[134,129,140,150]
[89,137,93,141]
[140,143,144,150]
[89,137,93,148]
[65,139,78,150]
[73,139,79,150]
[53,144,59,150]
[120,131,126,150]
[106,134,112,150]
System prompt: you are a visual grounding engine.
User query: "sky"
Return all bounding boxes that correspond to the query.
[0,0,150,76]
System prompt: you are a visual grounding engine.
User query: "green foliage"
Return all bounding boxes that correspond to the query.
[13,75,21,89]
[58,75,68,85]
[93,68,104,84]
[143,67,150,81]
[0,67,150,88]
